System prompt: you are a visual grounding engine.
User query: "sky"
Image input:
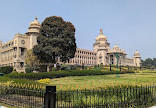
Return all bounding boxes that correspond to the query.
[0,0,156,60]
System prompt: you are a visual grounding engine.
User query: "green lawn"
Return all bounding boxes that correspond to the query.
[0,103,17,108]
[47,73,156,90]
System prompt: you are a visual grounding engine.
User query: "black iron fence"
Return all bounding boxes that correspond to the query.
[0,85,156,108]
[54,85,156,108]
[0,85,45,108]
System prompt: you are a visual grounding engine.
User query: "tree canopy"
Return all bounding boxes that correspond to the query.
[25,49,40,69]
[142,58,156,67]
[33,16,76,64]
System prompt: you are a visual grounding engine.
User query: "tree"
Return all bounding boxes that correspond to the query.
[33,16,76,71]
[141,58,156,69]
[153,58,156,68]
[25,49,40,71]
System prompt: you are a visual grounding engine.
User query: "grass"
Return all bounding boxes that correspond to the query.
[47,73,156,91]
[0,76,44,85]
[0,103,17,108]
[0,68,156,91]
[0,70,156,108]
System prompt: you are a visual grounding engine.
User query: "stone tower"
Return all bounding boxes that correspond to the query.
[93,29,110,65]
[134,50,141,67]
[26,17,41,49]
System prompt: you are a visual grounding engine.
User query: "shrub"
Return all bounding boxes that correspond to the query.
[61,65,71,71]
[99,64,103,69]
[76,66,83,70]
[56,64,61,71]
[94,66,100,70]
[25,67,33,73]
[0,66,13,74]
[38,65,47,72]
[84,66,87,70]
[52,67,57,71]
[5,70,135,80]
[70,65,77,70]
[11,69,18,74]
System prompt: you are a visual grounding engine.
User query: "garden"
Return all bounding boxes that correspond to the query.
[0,65,155,91]
[0,65,156,108]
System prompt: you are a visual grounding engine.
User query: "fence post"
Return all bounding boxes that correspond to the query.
[44,86,56,108]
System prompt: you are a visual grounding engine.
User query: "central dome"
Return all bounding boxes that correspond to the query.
[96,29,107,41]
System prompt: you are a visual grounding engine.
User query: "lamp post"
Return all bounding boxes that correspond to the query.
[115,53,119,78]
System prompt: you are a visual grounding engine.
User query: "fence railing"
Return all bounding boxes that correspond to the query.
[54,85,156,108]
[0,85,45,108]
[0,85,156,108]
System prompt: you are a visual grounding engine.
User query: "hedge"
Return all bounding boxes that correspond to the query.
[5,70,135,80]
[25,67,33,73]
[0,66,13,74]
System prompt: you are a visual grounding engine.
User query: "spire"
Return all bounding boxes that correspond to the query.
[100,29,103,35]
[35,16,37,20]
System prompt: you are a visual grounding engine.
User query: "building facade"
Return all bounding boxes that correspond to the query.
[68,29,141,67]
[0,18,141,72]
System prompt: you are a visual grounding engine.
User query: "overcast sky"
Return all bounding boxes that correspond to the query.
[0,0,156,60]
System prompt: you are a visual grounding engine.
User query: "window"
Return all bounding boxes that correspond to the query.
[20,62,24,67]
[21,48,25,55]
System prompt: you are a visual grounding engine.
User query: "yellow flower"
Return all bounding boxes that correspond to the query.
[37,78,51,84]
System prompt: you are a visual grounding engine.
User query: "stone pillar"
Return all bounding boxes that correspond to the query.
[16,47,19,59]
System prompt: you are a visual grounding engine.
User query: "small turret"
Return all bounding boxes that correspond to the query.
[134,50,141,67]
[26,17,41,35]
[113,44,119,50]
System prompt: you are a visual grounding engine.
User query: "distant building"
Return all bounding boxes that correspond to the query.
[68,29,141,67]
[0,17,141,72]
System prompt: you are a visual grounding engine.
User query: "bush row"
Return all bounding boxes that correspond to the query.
[5,70,135,80]
[0,76,43,86]
[0,66,13,74]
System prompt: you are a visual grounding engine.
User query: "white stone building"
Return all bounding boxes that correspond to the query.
[0,17,141,72]
[69,29,141,67]
[0,17,40,72]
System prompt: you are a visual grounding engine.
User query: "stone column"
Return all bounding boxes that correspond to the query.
[113,54,116,65]
[17,47,20,60]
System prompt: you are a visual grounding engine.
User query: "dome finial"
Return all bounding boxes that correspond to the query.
[35,16,37,20]
[100,29,103,35]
